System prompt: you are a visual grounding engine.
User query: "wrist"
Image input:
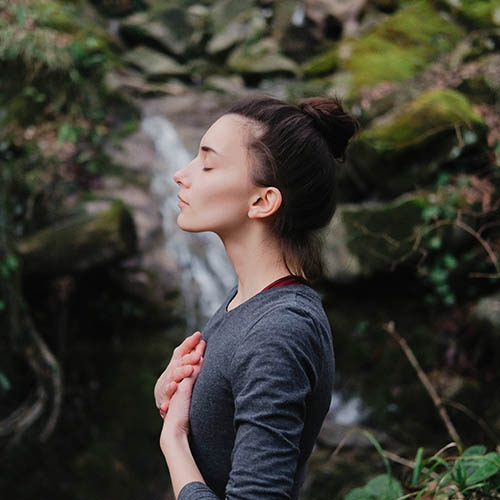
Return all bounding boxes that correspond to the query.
[163,428,190,461]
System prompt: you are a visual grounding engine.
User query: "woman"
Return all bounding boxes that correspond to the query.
[154,95,358,500]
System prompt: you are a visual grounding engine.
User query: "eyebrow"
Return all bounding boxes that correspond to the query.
[200,145,221,156]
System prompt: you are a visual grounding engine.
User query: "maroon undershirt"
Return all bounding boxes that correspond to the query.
[261,275,303,291]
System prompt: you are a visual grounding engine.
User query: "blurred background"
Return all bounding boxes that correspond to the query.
[1,0,499,499]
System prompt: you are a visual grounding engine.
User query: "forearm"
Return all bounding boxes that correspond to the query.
[163,431,206,499]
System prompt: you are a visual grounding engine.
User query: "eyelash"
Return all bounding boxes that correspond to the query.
[202,166,213,171]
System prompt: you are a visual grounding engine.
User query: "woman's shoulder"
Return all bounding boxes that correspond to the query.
[258,285,329,327]
[238,285,331,345]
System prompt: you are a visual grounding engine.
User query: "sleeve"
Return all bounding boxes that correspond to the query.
[178,306,320,500]
[227,306,319,499]
[178,481,220,499]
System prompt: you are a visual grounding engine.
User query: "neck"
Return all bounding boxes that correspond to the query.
[219,224,291,310]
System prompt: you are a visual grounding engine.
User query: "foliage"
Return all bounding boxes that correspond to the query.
[345,433,500,499]
[0,0,138,444]
[417,171,500,306]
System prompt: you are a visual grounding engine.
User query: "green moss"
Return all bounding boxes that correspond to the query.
[301,45,339,77]
[362,89,485,152]
[341,195,427,273]
[440,0,500,28]
[346,0,464,92]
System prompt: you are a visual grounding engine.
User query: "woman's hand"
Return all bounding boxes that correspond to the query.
[154,331,206,417]
[160,356,204,455]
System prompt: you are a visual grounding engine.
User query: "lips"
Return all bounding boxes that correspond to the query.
[178,194,189,205]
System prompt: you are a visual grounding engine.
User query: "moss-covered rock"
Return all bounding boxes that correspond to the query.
[90,0,147,18]
[123,45,188,80]
[347,89,488,198]
[439,0,500,29]
[227,37,299,77]
[342,0,464,93]
[301,45,339,77]
[119,5,198,57]
[16,201,137,275]
[338,194,428,275]
[208,0,256,37]
[206,8,266,55]
[458,54,500,104]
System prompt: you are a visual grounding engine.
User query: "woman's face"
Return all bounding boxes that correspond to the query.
[173,114,258,237]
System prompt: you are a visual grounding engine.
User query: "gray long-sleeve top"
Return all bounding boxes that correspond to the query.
[177,284,335,500]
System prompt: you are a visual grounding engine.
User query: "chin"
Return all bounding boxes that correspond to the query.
[176,214,206,233]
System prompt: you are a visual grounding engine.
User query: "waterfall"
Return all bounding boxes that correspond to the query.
[142,116,236,331]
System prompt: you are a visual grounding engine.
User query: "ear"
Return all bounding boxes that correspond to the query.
[248,187,282,219]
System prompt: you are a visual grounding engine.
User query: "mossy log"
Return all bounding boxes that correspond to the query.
[16,201,137,275]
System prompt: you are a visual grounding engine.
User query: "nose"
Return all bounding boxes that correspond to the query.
[173,164,188,186]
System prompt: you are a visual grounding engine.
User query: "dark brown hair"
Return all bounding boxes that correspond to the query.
[224,95,358,282]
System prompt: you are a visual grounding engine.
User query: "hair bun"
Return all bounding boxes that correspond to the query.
[298,97,359,161]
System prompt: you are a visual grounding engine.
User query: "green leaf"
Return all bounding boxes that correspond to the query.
[429,267,448,284]
[0,371,11,391]
[427,236,442,249]
[57,123,80,144]
[0,299,5,311]
[16,6,26,26]
[463,445,487,457]
[345,487,370,500]
[437,172,451,187]
[422,205,440,221]
[365,474,403,499]
[465,453,500,485]
[442,205,457,219]
[363,431,391,476]
[442,254,457,269]
[5,254,18,271]
[411,447,424,487]
[443,293,456,305]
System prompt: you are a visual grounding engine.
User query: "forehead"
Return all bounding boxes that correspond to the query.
[201,114,255,154]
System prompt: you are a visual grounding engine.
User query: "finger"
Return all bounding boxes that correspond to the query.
[173,331,202,359]
[164,381,177,401]
[178,357,204,393]
[172,364,194,382]
[196,339,206,356]
[181,350,201,366]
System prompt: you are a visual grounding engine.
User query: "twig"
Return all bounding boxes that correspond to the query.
[383,321,462,449]
[455,211,500,275]
[444,399,500,444]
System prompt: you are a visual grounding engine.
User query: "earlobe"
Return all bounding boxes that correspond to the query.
[248,187,282,219]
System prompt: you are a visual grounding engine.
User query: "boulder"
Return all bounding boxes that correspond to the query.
[332,195,428,276]
[340,0,464,94]
[119,6,197,57]
[305,0,367,37]
[438,0,500,29]
[208,0,255,37]
[203,74,246,95]
[271,0,301,43]
[16,201,137,275]
[227,37,299,77]
[347,89,488,198]
[123,46,188,80]
[458,53,500,105]
[89,0,141,18]
[206,9,267,55]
